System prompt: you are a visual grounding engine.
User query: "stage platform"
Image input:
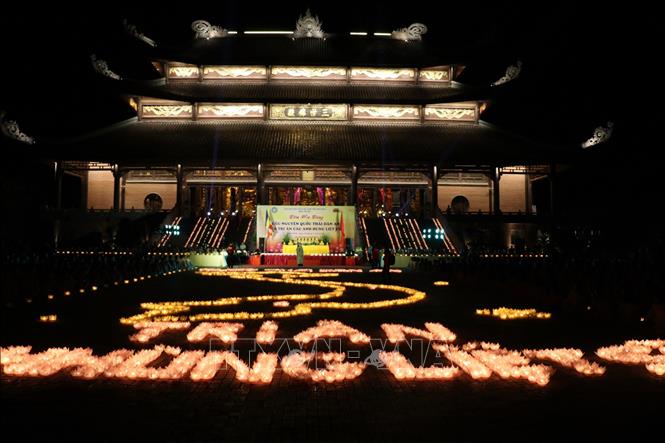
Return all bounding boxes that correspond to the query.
[251,253,355,267]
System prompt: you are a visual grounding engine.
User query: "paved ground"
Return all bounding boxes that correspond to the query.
[2,269,664,441]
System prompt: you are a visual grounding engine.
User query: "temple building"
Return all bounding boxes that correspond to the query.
[3,12,606,255]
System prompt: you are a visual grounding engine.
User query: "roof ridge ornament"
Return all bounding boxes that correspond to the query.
[391,23,427,41]
[581,121,614,148]
[90,54,121,80]
[293,9,324,39]
[1,112,35,145]
[192,20,229,39]
[492,61,523,86]
[123,19,157,47]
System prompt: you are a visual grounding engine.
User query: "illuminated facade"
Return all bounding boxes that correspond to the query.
[3,18,576,251]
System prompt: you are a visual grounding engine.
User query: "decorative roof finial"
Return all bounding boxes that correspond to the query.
[581,121,614,148]
[90,55,121,80]
[123,19,157,47]
[492,61,523,86]
[391,23,427,41]
[1,112,35,145]
[191,20,229,39]
[294,9,324,39]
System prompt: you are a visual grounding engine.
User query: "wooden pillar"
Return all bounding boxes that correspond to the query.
[491,167,501,214]
[431,165,439,216]
[257,163,265,205]
[112,164,121,212]
[525,172,532,214]
[80,171,88,210]
[176,164,184,215]
[350,165,358,205]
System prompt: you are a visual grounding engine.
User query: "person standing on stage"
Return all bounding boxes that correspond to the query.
[296,242,304,267]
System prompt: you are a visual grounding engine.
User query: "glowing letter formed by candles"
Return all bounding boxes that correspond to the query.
[379,351,459,380]
[130,321,191,343]
[0,346,32,365]
[523,348,606,376]
[255,321,279,345]
[225,352,278,383]
[470,348,553,386]
[1,347,92,377]
[434,345,492,380]
[105,346,171,379]
[71,350,134,379]
[186,322,244,344]
[103,346,204,380]
[381,322,456,344]
[281,352,365,383]
[189,351,277,383]
[294,320,370,344]
[596,339,665,377]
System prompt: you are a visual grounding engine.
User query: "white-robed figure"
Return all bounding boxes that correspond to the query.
[296,242,304,267]
[221,248,229,268]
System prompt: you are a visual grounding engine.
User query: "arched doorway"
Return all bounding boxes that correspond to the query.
[144,193,163,211]
[451,195,470,214]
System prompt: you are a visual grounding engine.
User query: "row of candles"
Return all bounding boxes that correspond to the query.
[3,328,663,383]
[120,270,428,324]
[476,307,552,320]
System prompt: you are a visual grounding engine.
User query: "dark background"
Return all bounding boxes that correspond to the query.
[1,3,662,246]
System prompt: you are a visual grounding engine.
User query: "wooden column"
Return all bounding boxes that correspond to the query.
[176,164,184,216]
[112,164,121,212]
[431,165,439,216]
[491,167,501,214]
[350,165,358,205]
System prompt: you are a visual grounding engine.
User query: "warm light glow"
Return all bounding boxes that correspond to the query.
[353,105,420,120]
[424,104,477,122]
[381,322,456,343]
[294,320,370,344]
[433,281,449,286]
[39,315,57,323]
[202,65,266,79]
[197,104,264,119]
[186,322,244,343]
[269,104,348,120]
[434,345,492,380]
[168,66,199,78]
[130,322,191,343]
[255,321,279,345]
[120,270,426,324]
[379,351,459,380]
[189,351,278,383]
[142,105,193,118]
[418,68,450,82]
[476,307,551,320]
[350,68,416,81]
[596,339,665,377]
[3,336,663,383]
[523,348,606,375]
[271,66,346,80]
[281,352,365,383]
